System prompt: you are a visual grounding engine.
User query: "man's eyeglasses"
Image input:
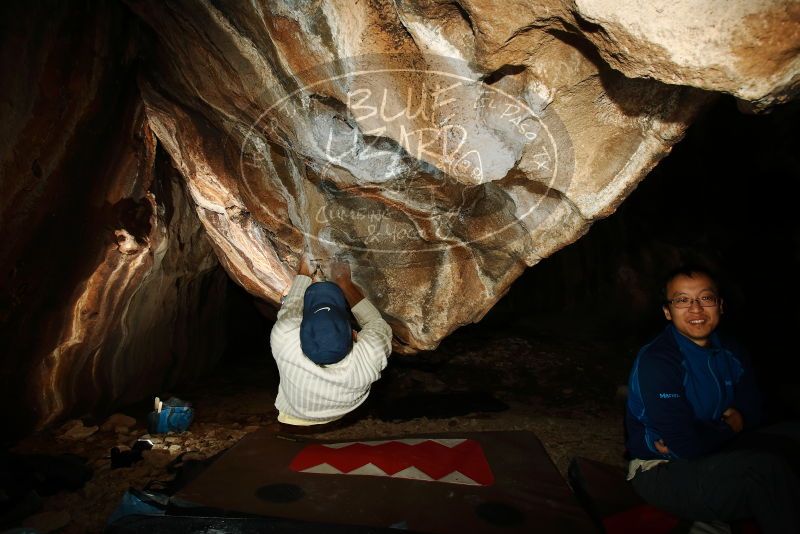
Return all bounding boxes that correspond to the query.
[667,295,719,308]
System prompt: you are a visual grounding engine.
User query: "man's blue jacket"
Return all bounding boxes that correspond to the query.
[625,325,761,460]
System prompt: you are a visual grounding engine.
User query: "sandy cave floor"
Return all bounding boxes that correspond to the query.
[12,328,632,533]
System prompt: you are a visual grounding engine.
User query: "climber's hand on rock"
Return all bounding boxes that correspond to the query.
[330,259,352,284]
[331,259,364,307]
[297,254,314,277]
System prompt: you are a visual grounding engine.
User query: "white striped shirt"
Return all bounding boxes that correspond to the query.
[269,275,393,425]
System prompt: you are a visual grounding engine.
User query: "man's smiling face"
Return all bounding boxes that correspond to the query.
[663,272,723,347]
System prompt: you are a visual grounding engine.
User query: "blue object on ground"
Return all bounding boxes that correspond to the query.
[106,489,167,526]
[147,397,193,434]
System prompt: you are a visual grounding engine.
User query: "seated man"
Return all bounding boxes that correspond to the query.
[270,256,393,430]
[625,265,799,533]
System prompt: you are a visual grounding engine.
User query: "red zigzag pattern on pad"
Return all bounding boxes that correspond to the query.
[289,439,495,486]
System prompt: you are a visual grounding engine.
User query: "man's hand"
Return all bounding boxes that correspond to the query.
[330,259,352,284]
[722,407,744,433]
[330,259,364,308]
[297,254,314,278]
[655,439,670,455]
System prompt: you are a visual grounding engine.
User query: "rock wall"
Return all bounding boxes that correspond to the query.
[0,2,226,433]
[573,0,800,110]
[127,0,797,352]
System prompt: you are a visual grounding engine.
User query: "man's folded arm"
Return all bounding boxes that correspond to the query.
[731,347,762,430]
[638,354,734,459]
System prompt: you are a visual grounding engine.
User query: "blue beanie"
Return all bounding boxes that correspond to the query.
[300,282,353,365]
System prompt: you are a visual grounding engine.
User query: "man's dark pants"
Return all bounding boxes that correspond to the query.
[630,423,800,534]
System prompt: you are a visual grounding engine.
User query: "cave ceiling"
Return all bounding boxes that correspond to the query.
[128,0,798,350]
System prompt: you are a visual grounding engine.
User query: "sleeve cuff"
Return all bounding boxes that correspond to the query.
[352,298,382,326]
[286,274,313,299]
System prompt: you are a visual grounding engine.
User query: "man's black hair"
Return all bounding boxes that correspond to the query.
[662,264,720,303]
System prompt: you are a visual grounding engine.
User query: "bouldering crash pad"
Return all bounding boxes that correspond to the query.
[174,430,594,533]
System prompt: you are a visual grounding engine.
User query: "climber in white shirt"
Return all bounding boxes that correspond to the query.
[269,255,393,429]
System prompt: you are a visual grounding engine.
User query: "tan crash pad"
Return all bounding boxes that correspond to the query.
[175,430,594,533]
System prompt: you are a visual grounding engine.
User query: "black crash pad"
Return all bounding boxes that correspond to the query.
[174,430,595,533]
